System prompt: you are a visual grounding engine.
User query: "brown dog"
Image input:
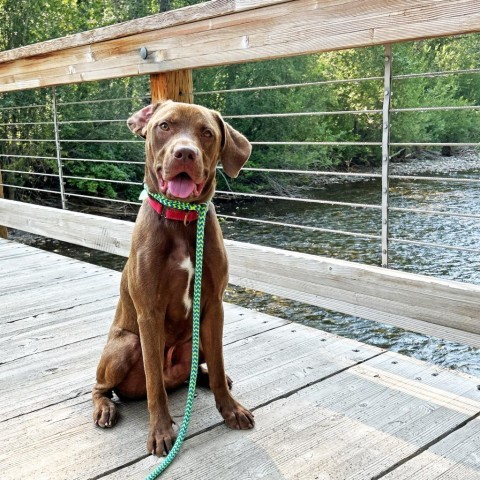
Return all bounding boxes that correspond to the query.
[92,101,254,456]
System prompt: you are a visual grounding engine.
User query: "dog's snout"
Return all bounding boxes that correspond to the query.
[173,146,198,162]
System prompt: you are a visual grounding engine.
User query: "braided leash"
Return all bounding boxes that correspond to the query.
[145,188,209,480]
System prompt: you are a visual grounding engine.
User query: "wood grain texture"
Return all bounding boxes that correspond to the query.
[1,200,480,347]
[382,417,480,479]
[0,198,133,257]
[0,0,290,63]
[1,0,479,92]
[0,240,382,478]
[2,240,480,479]
[104,351,480,480]
[150,69,193,103]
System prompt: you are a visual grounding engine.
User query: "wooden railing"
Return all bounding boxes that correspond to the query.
[1,0,479,93]
[0,0,479,348]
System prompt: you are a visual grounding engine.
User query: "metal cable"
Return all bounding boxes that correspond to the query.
[0,154,57,160]
[390,237,480,254]
[60,139,142,143]
[61,157,145,165]
[194,76,384,95]
[58,119,126,124]
[56,96,150,106]
[393,68,480,80]
[63,175,141,186]
[391,142,480,147]
[390,206,480,219]
[223,109,382,119]
[391,105,480,113]
[250,141,382,146]
[0,169,59,177]
[0,121,54,126]
[219,214,380,239]
[0,138,55,142]
[0,103,47,111]
[0,183,61,194]
[64,192,141,205]
[1,103,476,126]
[216,190,381,209]
[192,68,480,96]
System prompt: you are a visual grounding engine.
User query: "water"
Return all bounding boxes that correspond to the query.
[9,153,480,375]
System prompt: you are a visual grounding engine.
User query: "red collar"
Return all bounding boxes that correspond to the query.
[147,195,199,225]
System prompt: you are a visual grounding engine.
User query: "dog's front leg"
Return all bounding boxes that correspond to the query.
[201,301,255,430]
[137,308,177,456]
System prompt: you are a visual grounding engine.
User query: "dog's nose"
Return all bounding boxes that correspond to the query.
[173,146,198,162]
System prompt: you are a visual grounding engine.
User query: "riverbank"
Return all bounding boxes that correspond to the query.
[385,148,480,176]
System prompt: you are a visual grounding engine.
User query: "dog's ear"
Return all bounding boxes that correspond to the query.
[127,102,165,138]
[215,113,252,178]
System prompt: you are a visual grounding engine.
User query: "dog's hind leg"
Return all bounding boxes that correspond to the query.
[92,327,143,427]
[92,269,143,427]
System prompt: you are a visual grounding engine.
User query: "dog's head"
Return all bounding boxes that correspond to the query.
[127,101,251,203]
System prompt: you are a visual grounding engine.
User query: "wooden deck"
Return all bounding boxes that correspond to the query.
[1,238,480,480]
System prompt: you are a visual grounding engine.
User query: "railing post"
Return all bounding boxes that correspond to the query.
[52,87,67,209]
[0,169,7,238]
[381,44,392,268]
[150,70,193,103]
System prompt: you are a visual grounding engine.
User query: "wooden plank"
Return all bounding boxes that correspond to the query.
[0,260,105,295]
[0,199,133,257]
[1,0,479,92]
[1,202,480,347]
[0,297,118,364]
[0,326,380,480]
[3,242,480,479]
[0,314,379,422]
[102,350,480,480]
[382,418,480,479]
[0,272,119,324]
[1,297,288,364]
[226,241,480,337]
[0,0,290,63]
[228,277,480,350]
[0,250,77,277]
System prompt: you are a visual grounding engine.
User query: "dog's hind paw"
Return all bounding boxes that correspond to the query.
[93,398,118,428]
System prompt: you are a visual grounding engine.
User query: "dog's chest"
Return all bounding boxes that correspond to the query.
[177,256,194,313]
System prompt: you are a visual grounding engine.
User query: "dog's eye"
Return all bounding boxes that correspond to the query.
[158,122,169,131]
[203,129,213,138]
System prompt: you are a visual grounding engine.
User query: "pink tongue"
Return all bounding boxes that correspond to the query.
[168,175,196,199]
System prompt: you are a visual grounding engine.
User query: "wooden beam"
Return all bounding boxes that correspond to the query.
[0,0,479,93]
[1,198,480,348]
[0,199,132,256]
[150,69,193,103]
[0,0,290,64]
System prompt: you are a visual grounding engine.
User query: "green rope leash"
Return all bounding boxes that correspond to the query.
[144,188,209,480]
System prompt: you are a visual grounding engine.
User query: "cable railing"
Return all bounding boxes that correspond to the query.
[1,55,480,263]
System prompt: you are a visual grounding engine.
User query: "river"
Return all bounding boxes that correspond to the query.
[9,152,480,375]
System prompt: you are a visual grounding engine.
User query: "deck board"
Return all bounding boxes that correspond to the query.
[382,417,480,479]
[1,238,480,479]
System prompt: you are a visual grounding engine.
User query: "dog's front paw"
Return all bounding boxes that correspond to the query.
[148,420,178,456]
[217,399,255,430]
[93,398,118,428]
